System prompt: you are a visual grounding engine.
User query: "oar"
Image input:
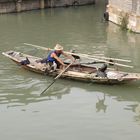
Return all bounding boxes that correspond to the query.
[66,52,133,68]
[79,54,131,62]
[76,53,133,68]
[80,61,105,65]
[23,43,131,62]
[24,43,53,51]
[23,43,133,68]
[40,62,73,95]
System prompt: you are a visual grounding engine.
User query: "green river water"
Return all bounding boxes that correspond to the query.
[0,1,140,140]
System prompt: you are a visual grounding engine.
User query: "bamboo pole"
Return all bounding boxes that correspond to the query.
[23,43,133,68]
[24,43,51,51]
[24,43,131,62]
[76,54,133,68]
[79,54,131,62]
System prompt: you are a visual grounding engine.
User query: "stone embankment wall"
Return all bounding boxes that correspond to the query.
[0,0,96,14]
[107,0,140,33]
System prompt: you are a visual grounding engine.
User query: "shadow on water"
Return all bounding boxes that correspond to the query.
[1,51,140,124]
[90,82,140,123]
[0,53,140,107]
[0,66,140,103]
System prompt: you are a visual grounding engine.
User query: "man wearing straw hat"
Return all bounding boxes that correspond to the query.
[41,44,75,71]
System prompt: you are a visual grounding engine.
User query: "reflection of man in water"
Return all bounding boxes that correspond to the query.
[96,93,107,113]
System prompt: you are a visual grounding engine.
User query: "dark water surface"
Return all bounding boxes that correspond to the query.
[0,1,140,140]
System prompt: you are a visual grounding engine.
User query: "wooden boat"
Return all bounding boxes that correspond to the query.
[2,50,140,84]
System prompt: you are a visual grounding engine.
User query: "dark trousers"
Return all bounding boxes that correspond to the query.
[41,58,61,69]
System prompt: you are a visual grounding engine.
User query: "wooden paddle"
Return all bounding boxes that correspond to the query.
[73,53,133,68]
[40,62,73,95]
[23,43,131,62]
[78,54,131,62]
[23,43,133,68]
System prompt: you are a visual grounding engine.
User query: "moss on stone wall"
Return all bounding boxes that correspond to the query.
[120,13,129,30]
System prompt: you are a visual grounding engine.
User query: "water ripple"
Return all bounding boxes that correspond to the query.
[0,67,71,107]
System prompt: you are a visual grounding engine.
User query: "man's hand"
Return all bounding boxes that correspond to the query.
[71,57,76,63]
[62,63,67,70]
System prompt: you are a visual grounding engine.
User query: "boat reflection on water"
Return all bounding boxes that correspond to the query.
[91,82,140,123]
[0,73,140,122]
[0,78,71,108]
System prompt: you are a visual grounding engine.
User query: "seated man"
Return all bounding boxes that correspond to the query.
[40,44,75,71]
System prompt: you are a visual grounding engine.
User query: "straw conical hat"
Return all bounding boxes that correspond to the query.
[54,44,63,51]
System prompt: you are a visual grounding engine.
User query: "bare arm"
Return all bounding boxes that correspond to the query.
[61,51,75,62]
[51,53,65,66]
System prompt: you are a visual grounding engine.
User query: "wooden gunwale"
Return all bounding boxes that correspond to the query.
[2,50,140,84]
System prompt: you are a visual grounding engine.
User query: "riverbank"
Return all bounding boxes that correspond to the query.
[107,0,140,33]
[0,0,95,14]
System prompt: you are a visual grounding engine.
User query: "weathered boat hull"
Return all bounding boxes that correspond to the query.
[2,50,140,84]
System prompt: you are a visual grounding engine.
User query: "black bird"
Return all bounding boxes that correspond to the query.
[70,49,80,60]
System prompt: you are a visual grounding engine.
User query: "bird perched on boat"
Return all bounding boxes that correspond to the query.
[40,44,75,71]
